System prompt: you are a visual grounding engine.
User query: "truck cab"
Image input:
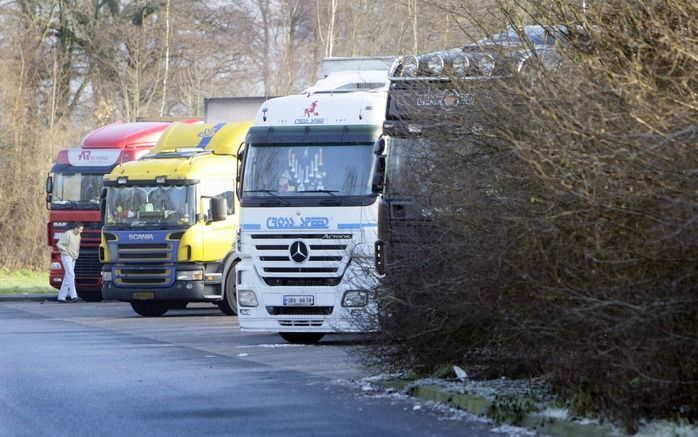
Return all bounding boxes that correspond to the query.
[234,58,393,343]
[100,122,251,316]
[374,47,500,274]
[46,121,175,301]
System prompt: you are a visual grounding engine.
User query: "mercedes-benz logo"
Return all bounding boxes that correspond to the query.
[289,241,309,263]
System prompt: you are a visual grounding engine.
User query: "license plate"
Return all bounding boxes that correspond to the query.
[132,292,154,300]
[283,295,314,306]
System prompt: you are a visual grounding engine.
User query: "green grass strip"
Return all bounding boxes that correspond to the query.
[0,268,56,295]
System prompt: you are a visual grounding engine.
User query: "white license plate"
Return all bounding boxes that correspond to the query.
[283,295,314,306]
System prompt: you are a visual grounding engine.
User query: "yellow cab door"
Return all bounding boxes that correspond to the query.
[200,176,238,262]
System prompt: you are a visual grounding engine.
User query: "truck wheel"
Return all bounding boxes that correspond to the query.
[218,272,237,316]
[130,301,169,317]
[77,289,103,302]
[279,333,324,344]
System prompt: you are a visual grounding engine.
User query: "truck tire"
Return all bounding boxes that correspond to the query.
[279,332,325,344]
[130,301,169,317]
[218,272,237,316]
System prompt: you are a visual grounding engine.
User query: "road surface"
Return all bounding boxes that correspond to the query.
[0,300,507,437]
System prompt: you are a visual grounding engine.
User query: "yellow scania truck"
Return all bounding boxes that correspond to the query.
[100,122,250,316]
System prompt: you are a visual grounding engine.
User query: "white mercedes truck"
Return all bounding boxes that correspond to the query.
[233,58,392,343]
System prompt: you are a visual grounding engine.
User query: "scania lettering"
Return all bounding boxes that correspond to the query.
[234,57,393,343]
[100,122,253,317]
[46,121,176,301]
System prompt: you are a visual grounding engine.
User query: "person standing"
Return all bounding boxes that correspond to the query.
[56,223,83,303]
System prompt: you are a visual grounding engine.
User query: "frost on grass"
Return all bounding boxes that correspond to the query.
[636,421,698,437]
[539,407,569,421]
[490,424,539,437]
[389,376,553,403]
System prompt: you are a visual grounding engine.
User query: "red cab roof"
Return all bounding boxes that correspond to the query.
[80,121,175,150]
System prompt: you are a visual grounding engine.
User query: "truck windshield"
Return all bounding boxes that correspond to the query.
[105,185,197,228]
[51,173,103,209]
[242,143,374,197]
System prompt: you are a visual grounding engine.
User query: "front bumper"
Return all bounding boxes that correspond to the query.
[102,279,216,302]
[235,255,378,333]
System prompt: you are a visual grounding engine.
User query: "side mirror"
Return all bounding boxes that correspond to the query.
[99,188,107,220]
[236,143,245,199]
[210,197,228,222]
[45,175,53,209]
[371,155,386,194]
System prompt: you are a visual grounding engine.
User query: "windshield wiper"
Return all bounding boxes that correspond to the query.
[296,189,339,197]
[243,190,290,206]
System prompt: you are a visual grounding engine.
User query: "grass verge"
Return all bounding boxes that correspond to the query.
[0,268,55,295]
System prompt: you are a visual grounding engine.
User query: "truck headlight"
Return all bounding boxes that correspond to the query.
[238,290,258,307]
[51,262,62,270]
[102,271,112,282]
[177,270,203,281]
[342,290,368,307]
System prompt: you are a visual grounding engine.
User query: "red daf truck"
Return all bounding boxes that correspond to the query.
[46,121,177,301]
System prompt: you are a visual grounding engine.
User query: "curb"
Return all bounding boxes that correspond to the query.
[377,381,620,437]
[0,294,57,302]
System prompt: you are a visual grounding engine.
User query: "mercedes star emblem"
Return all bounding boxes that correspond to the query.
[289,241,309,263]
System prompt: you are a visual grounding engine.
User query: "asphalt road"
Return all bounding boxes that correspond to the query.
[0,301,506,437]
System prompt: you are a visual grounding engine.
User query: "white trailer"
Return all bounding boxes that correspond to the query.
[203,97,271,123]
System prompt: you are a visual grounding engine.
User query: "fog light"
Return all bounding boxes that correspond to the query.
[239,309,251,315]
[51,262,62,270]
[342,290,368,307]
[238,290,258,307]
[426,54,444,75]
[185,283,193,290]
[452,54,469,76]
[401,55,419,77]
[177,270,203,281]
[102,271,112,282]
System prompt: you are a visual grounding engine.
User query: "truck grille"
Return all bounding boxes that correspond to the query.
[262,277,342,287]
[251,233,352,286]
[74,249,100,276]
[116,243,172,262]
[266,306,333,316]
[114,267,173,286]
[278,320,325,327]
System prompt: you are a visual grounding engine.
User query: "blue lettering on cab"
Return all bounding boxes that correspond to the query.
[267,216,330,229]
